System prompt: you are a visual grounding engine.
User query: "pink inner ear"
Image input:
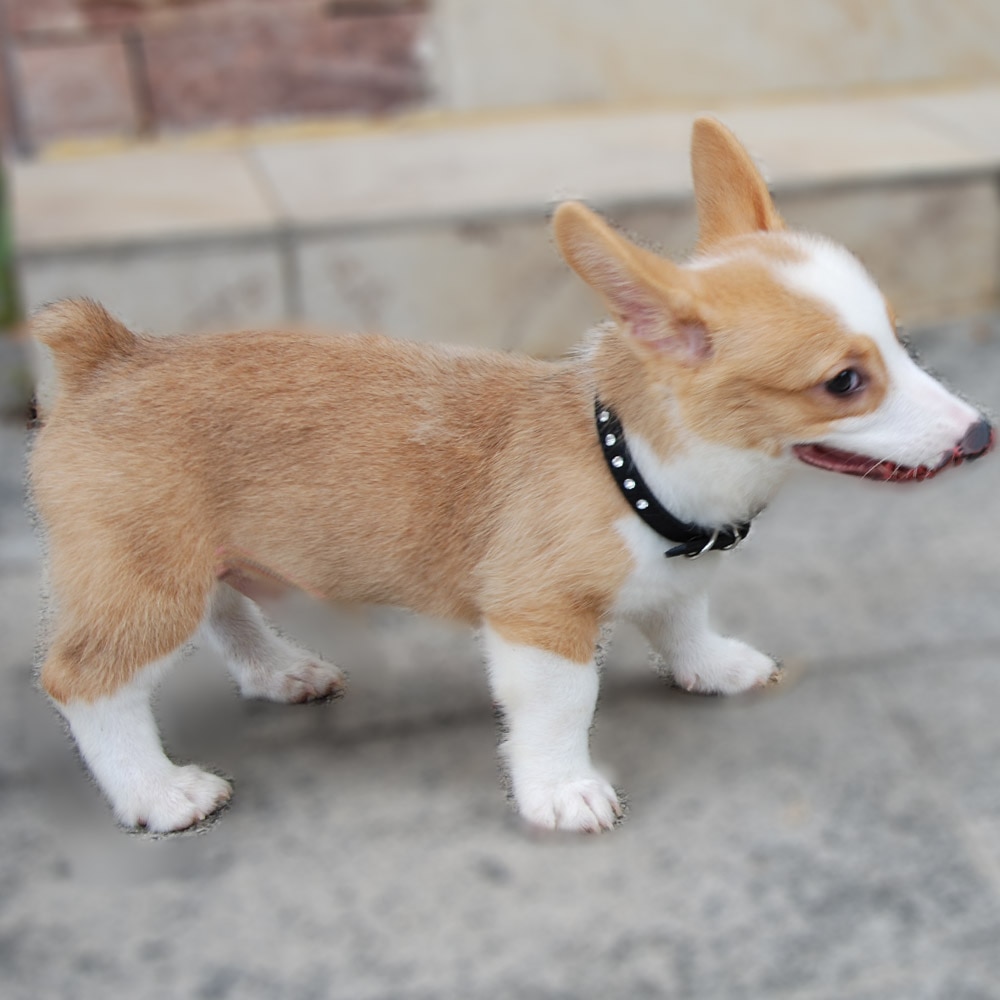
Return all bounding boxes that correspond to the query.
[626,298,710,361]
[673,319,711,360]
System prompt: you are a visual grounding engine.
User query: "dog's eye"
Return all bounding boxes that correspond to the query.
[825,369,864,396]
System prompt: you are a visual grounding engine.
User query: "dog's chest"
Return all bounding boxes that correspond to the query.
[610,516,721,619]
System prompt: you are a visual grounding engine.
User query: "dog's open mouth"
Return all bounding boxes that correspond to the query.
[795,421,994,482]
[792,443,951,482]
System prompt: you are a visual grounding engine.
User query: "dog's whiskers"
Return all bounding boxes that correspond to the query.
[860,446,907,480]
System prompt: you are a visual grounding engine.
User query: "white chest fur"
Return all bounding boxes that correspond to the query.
[611,514,722,621]
[609,430,790,622]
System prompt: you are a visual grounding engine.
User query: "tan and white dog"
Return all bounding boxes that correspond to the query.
[30,118,991,834]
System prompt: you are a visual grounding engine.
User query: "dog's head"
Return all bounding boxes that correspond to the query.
[553,117,991,482]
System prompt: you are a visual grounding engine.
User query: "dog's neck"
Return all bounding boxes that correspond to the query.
[587,327,792,528]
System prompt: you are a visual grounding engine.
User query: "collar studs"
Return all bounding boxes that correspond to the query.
[594,399,753,559]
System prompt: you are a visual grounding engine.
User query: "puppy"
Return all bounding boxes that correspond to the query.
[29,118,992,834]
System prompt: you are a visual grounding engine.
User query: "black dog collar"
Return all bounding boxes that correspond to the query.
[595,401,751,558]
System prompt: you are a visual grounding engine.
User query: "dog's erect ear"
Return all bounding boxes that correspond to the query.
[553,201,710,363]
[691,117,784,251]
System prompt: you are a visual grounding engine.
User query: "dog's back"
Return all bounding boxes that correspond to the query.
[30,303,625,687]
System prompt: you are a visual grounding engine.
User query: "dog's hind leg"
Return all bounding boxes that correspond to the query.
[202,583,345,703]
[40,578,232,833]
[52,653,232,832]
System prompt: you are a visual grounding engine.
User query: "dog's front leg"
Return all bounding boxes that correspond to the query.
[482,625,621,832]
[638,591,778,695]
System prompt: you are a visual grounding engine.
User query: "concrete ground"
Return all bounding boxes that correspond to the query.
[2,319,1000,1000]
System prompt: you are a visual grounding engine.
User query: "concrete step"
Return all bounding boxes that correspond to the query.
[11,84,1000,358]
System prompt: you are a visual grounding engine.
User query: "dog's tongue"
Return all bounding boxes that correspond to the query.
[792,443,942,482]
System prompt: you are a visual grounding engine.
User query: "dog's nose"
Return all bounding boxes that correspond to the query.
[958,418,994,460]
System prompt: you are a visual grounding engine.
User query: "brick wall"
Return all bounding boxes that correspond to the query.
[0,0,430,153]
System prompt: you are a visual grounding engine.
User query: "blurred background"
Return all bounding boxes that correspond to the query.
[3,0,1000,369]
[3,3,1000,999]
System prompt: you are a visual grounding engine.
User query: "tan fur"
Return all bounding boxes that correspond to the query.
[690,117,785,252]
[32,298,136,406]
[30,116,893,706]
[32,319,636,700]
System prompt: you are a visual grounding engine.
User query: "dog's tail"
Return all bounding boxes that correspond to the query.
[32,299,137,395]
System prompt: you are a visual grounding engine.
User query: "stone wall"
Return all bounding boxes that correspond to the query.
[432,0,1000,111]
[0,0,429,153]
[6,1,1000,154]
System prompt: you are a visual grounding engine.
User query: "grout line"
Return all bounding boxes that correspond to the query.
[239,147,302,321]
[121,27,156,139]
[239,146,287,225]
[278,230,303,323]
[0,0,31,156]
[14,227,285,263]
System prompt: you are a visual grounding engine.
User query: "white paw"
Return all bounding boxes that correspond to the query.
[239,656,346,704]
[116,765,232,833]
[673,636,778,695]
[517,775,622,833]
